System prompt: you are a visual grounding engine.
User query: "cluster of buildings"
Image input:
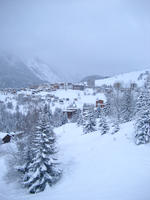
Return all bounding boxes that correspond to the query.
[37,82,85,92]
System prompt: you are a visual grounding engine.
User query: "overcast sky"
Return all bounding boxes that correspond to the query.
[0,0,150,77]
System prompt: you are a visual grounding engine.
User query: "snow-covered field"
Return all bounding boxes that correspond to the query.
[0,122,150,200]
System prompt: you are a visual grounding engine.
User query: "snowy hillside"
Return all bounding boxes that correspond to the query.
[0,54,43,88]
[95,69,150,87]
[27,58,63,83]
[0,122,150,200]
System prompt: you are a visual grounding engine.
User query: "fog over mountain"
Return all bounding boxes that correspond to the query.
[0,54,85,88]
[0,54,64,88]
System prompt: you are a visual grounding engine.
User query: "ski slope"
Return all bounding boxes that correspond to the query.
[0,122,150,200]
[95,69,150,87]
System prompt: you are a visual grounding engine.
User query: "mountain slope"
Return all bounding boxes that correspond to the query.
[26,58,63,83]
[27,59,84,83]
[0,54,65,88]
[0,55,44,88]
[95,69,150,87]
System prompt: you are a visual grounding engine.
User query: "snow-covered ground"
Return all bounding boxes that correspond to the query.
[0,122,150,200]
[50,89,106,110]
[95,69,150,87]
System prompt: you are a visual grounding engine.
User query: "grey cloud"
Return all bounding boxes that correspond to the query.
[0,0,150,77]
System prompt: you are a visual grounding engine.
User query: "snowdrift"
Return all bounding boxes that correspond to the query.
[0,122,150,200]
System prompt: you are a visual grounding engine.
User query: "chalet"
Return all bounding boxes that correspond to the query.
[53,84,59,90]
[59,99,64,104]
[73,84,84,91]
[63,108,78,119]
[50,84,59,90]
[96,100,104,108]
[67,83,73,89]
[59,83,65,89]
[30,85,39,90]
[46,88,52,92]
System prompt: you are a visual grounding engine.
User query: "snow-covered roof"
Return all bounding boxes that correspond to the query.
[0,132,8,139]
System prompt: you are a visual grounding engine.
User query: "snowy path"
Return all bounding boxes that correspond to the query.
[0,122,150,200]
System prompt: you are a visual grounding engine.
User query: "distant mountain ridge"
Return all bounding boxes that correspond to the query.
[0,54,44,88]
[0,54,64,88]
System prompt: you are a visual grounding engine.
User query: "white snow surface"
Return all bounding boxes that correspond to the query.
[0,122,150,200]
[0,132,7,139]
[96,69,150,87]
[50,89,106,110]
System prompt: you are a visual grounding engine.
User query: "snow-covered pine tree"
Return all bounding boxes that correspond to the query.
[112,83,122,123]
[21,112,61,193]
[134,79,150,117]
[135,91,146,115]
[6,131,31,184]
[52,108,67,127]
[77,110,83,126]
[98,109,109,135]
[135,108,150,145]
[71,109,81,123]
[95,104,101,118]
[103,95,112,118]
[135,85,150,145]
[111,120,120,134]
[62,112,68,125]
[83,107,96,134]
[121,89,135,122]
[43,104,53,124]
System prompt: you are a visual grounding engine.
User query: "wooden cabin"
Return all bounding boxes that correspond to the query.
[2,134,12,143]
[1,132,23,144]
